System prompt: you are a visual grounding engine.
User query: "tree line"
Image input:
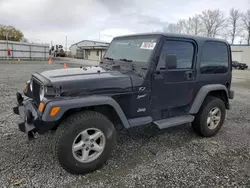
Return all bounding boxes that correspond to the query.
[0,25,26,42]
[1,9,250,45]
[162,9,250,45]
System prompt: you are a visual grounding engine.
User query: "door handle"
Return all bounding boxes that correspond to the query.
[185,71,193,80]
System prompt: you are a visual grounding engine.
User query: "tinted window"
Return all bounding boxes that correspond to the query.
[200,42,229,74]
[158,40,194,69]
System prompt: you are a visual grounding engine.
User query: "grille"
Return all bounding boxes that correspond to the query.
[32,78,41,106]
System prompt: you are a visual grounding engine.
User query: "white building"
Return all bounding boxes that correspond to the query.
[231,45,250,66]
[69,40,109,61]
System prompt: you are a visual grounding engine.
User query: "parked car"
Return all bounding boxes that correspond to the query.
[13,33,234,174]
[232,61,248,70]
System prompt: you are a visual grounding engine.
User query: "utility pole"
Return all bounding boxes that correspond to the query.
[65,35,67,52]
[103,34,114,42]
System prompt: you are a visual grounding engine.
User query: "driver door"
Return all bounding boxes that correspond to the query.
[151,39,197,120]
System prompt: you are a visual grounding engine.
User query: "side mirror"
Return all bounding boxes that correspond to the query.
[165,54,177,69]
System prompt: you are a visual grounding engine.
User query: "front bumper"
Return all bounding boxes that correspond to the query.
[13,93,56,139]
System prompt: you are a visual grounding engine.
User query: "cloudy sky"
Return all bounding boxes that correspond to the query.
[0,0,249,48]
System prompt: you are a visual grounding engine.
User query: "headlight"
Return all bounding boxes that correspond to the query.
[30,79,33,92]
[24,80,30,90]
[40,86,45,101]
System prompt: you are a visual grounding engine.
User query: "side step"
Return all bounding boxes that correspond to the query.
[153,115,194,129]
[128,116,153,127]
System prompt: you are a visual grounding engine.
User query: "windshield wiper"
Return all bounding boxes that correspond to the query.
[104,57,114,60]
[119,58,133,62]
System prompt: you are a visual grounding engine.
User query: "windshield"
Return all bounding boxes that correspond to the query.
[104,37,157,63]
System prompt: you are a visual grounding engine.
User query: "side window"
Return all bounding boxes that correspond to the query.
[158,40,194,69]
[200,42,229,74]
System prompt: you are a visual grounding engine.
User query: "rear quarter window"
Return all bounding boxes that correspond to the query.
[200,41,229,74]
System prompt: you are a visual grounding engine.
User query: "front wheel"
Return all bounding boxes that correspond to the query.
[192,96,226,137]
[52,111,116,174]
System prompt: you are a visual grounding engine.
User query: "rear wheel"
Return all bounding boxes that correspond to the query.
[192,96,226,137]
[52,111,116,174]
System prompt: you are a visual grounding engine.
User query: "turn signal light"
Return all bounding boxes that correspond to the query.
[50,107,60,116]
[38,102,45,112]
[24,83,28,89]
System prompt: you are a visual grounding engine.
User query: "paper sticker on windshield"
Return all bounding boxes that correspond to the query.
[140,42,156,50]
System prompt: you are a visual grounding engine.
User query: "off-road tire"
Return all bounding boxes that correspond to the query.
[192,96,226,137]
[52,111,116,174]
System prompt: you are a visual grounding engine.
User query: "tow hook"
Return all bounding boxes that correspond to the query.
[16,92,23,104]
[27,131,36,141]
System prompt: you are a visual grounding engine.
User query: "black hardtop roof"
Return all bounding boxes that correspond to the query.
[113,32,229,44]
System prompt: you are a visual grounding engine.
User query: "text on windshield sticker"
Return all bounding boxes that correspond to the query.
[140,42,156,50]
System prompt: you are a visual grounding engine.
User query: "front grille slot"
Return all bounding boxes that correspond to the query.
[32,78,41,106]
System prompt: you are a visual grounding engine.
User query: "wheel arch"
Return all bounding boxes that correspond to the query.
[189,84,229,114]
[59,105,124,129]
[42,96,130,128]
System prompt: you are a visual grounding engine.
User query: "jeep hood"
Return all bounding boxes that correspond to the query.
[38,66,133,96]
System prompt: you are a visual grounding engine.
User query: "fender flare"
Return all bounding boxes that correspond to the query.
[189,84,229,114]
[41,96,130,128]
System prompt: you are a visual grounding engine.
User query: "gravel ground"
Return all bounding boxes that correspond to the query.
[0,61,250,188]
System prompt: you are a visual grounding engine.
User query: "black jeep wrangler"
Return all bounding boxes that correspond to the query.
[13,33,234,174]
